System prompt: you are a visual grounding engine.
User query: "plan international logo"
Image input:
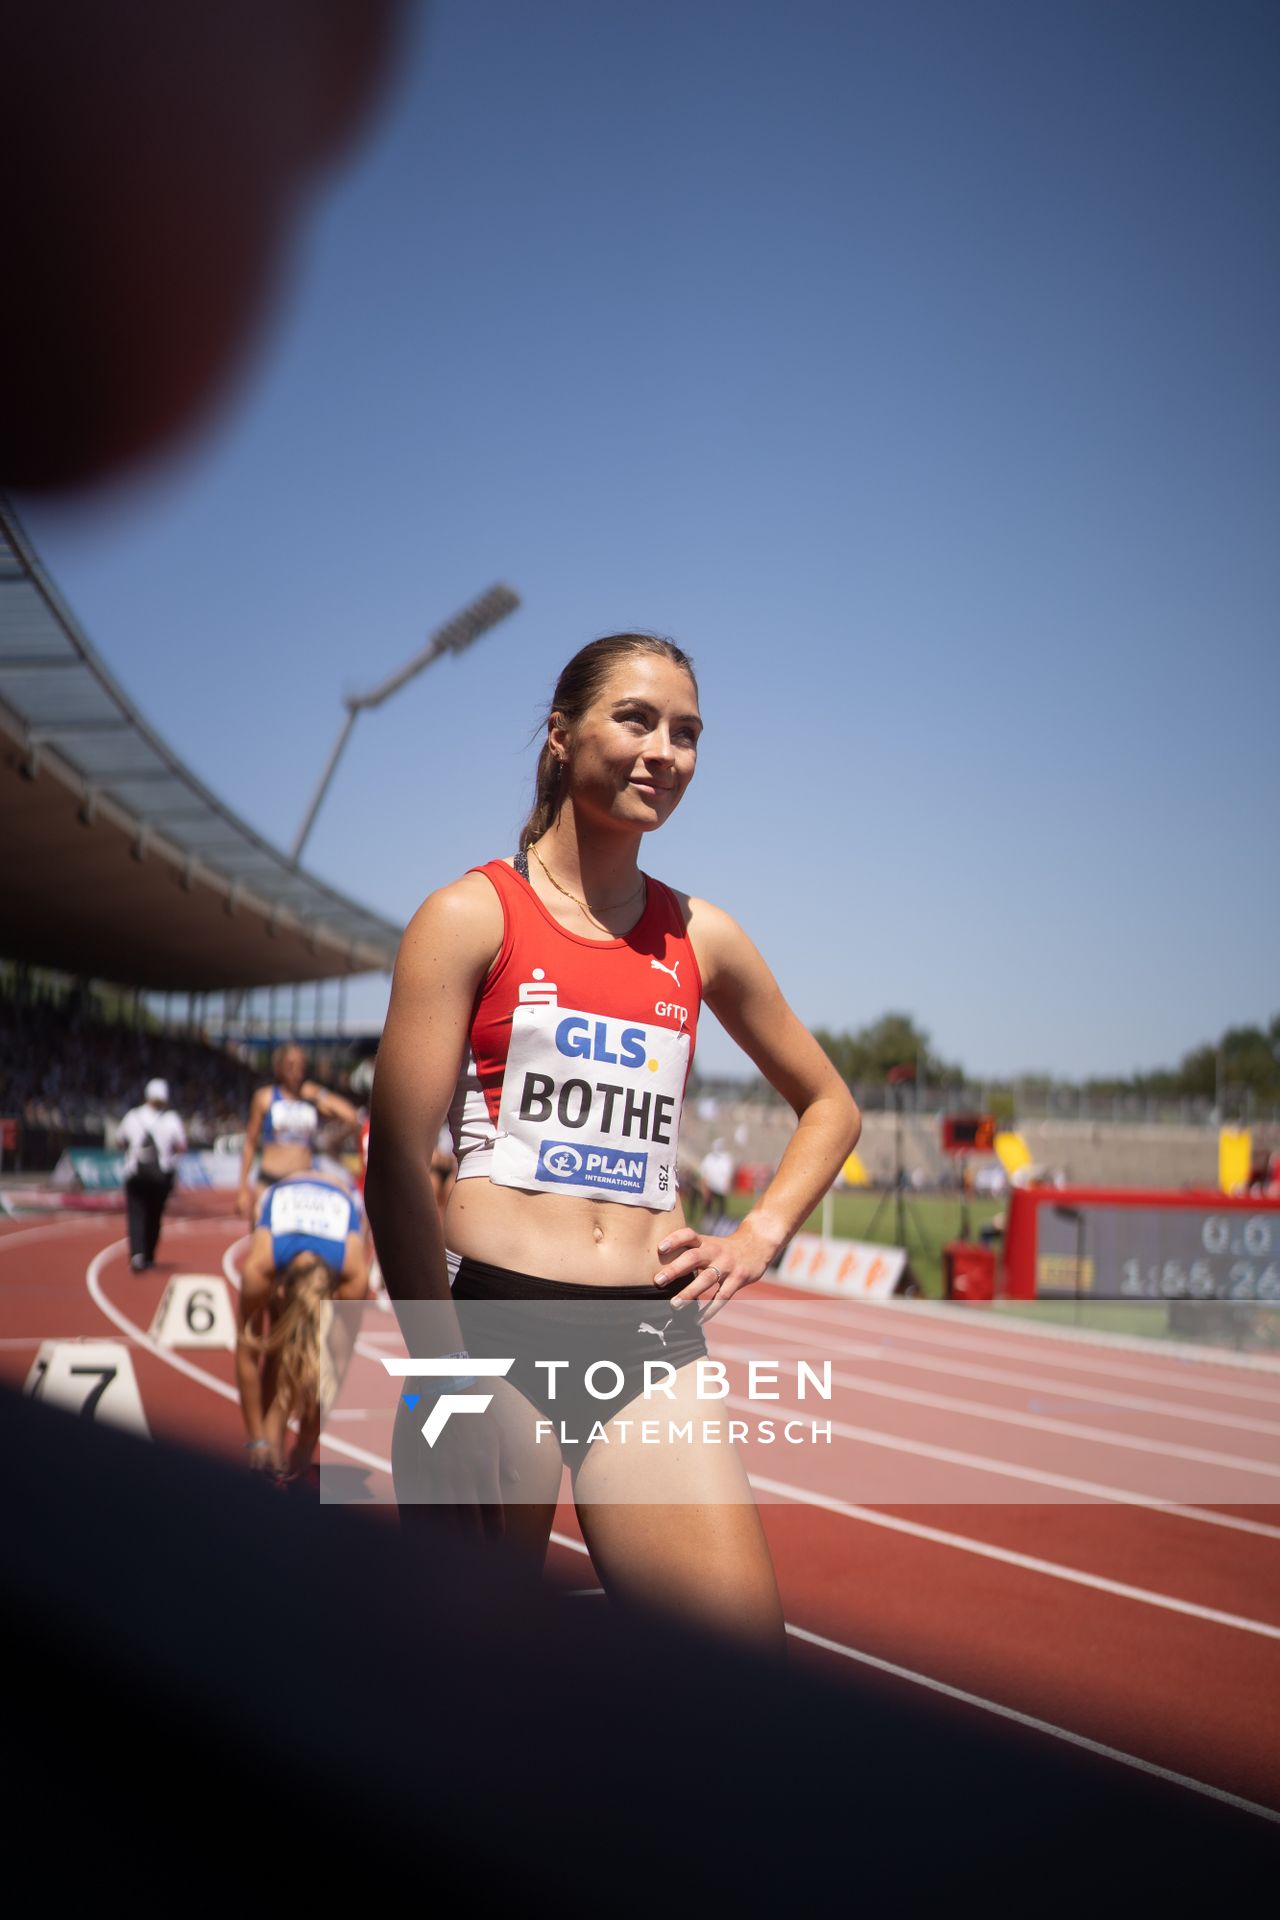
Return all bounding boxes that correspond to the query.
[536,1140,648,1193]
[382,1352,833,1449]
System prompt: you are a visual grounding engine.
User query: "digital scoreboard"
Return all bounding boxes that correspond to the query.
[1001,1187,1280,1301]
[941,1113,996,1155]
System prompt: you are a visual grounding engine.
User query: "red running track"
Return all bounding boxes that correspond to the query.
[3,1207,1278,1825]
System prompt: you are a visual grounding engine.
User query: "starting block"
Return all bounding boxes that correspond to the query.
[149,1274,237,1350]
[24,1339,151,1436]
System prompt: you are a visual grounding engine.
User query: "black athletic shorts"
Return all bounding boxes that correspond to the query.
[451,1255,709,1456]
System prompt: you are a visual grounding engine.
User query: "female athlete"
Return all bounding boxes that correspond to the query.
[365,634,860,1655]
[237,1042,360,1222]
[236,1167,369,1480]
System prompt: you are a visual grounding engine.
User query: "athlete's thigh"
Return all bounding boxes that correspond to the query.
[488,1374,565,1509]
[324,1295,358,1401]
[393,1374,563,1567]
[571,1362,785,1656]
[474,1379,565,1565]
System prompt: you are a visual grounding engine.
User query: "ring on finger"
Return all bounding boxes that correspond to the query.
[703,1264,723,1284]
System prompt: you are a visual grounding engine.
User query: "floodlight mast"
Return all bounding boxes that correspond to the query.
[291,583,519,865]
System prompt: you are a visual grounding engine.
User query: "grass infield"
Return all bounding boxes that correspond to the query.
[724,1189,1279,1347]
[725,1189,1003,1299]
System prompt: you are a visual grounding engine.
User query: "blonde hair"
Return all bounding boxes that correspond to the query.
[271,1042,306,1079]
[244,1252,337,1422]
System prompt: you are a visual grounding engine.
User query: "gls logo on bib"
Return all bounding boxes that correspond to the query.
[492,1003,688,1210]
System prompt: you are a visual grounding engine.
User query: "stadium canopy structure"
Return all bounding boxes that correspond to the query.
[0,498,401,991]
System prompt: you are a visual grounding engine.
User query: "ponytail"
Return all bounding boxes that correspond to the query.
[244,1253,338,1423]
[518,739,562,854]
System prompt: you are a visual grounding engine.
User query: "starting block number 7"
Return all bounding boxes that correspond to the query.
[24,1340,151,1437]
[29,1358,116,1414]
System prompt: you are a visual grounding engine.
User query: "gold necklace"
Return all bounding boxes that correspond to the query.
[530,843,645,933]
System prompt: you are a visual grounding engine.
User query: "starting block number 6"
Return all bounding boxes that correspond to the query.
[149,1275,237,1350]
[185,1289,217,1336]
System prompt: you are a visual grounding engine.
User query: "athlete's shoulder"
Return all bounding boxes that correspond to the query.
[645,878,742,946]
[405,866,504,929]
[679,892,742,939]
[394,867,506,984]
[678,893,768,992]
[641,871,695,924]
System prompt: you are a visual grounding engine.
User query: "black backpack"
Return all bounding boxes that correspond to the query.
[133,1116,167,1183]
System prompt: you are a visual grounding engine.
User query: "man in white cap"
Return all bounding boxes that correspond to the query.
[116,1078,188,1272]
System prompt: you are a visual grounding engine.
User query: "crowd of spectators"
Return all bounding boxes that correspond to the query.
[0,991,258,1147]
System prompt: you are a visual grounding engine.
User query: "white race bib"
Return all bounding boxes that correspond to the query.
[269,1183,352,1244]
[268,1096,318,1140]
[491,1004,689,1210]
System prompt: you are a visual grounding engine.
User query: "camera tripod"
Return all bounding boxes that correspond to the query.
[860,1084,934,1276]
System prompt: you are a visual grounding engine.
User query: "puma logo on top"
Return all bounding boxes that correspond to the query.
[650,957,681,987]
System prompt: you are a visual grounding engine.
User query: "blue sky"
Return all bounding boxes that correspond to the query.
[16,0,1279,1080]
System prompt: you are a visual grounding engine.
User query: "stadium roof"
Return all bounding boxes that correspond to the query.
[0,497,403,991]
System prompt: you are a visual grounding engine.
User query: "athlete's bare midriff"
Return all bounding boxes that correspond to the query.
[259,1142,314,1181]
[444,1177,689,1287]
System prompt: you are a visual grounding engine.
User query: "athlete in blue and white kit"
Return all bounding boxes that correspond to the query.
[236,1168,368,1478]
[237,1042,360,1222]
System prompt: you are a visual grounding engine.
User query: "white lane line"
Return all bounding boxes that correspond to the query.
[0,1218,118,1252]
[785,1624,1280,1826]
[762,1292,1280,1388]
[738,1316,1280,1436]
[221,1236,251,1289]
[79,1228,1280,1819]
[717,1385,1280,1542]
[221,1243,1280,1528]
[550,1512,1280,1823]
[77,1223,592,1549]
[749,1472,1280,1641]
[86,1236,389,1476]
[220,1235,591,1555]
[219,1235,1279,1541]
[727,1351,1280,1481]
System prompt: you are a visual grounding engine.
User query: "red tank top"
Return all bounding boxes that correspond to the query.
[447,859,701,1211]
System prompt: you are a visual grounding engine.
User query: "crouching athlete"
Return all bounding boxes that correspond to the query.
[236,1168,369,1481]
[365,633,860,1656]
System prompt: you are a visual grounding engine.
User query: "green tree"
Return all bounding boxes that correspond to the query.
[814,1012,960,1085]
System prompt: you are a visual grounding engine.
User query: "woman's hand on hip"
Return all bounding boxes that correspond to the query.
[653,1216,784,1319]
